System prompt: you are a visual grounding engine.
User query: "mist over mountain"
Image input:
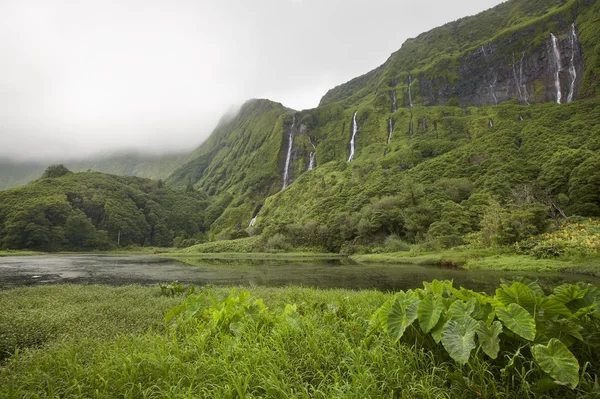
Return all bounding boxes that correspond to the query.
[0,0,505,161]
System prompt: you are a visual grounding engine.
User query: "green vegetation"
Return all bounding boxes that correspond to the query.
[1,282,599,397]
[0,167,210,251]
[0,152,187,191]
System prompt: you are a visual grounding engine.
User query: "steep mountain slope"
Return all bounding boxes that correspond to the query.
[171,0,600,245]
[167,99,302,238]
[0,152,187,190]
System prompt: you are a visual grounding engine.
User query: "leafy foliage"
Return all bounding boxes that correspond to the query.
[371,278,600,388]
[0,172,210,250]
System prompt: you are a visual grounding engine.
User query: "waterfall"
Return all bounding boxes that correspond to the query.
[550,33,563,104]
[281,116,295,190]
[518,115,524,121]
[489,75,498,105]
[347,111,358,162]
[567,24,578,103]
[519,53,530,105]
[489,119,494,127]
[512,54,524,103]
[308,152,315,171]
[307,136,316,171]
[387,117,394,144]
[248,216,257,228]
[390,90,397,113]
[408,75,413,108]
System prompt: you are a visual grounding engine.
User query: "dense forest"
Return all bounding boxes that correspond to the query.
[0,166,215,251]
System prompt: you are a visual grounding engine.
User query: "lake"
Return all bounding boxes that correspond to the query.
[1,254,599,293]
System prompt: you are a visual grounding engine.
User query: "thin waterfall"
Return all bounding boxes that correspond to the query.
[387,117,394,144]
[551,33,563,104]
[308,152,315,171]
[408,76,413,108]
[489,75,498,105]
[308,136,316,171]
[347,111,358,162]
[281,116,295,190]
[519,52,530,105]
[248,216,257,228]
[390,90,397,112]
[567,24,578,103]
[489,119,494,128]
[512,54,523,103]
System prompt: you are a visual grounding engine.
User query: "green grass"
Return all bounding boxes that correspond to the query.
[0,250,44,257]
[1,284,599,398]
[352,249,600,277]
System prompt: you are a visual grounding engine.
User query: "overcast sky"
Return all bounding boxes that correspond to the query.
[0,0,505,161]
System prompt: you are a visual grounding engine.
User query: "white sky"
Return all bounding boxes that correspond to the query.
[0,0,505,160]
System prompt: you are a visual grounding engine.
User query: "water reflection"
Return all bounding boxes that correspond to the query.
[0,254,599,293]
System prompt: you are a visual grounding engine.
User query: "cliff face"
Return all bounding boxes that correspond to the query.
[166,0,600,239]
[416,22,583,107]
[320,0,599,109]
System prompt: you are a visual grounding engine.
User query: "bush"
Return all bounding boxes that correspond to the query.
[264,233,292,253]
[383,234,411,252]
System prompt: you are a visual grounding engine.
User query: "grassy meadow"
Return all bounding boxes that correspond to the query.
[1,282,600,398]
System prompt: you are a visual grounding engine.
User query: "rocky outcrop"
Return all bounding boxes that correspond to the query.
[415,23,583,106]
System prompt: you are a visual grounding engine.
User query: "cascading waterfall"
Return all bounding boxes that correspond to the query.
[307,136,316,171]
[489,119,494,127]
[567,24,578,103]
[512,54,524,103]
[281,116,295,190]
[408,75,413,108]
[519,53,530,105]
[308,152,315,171]
[390,90,397,112]
[489,75,498,105]
[248,216,257,228]
[347,111,358,162]
[550,33,563,104]
[387,117,394,144]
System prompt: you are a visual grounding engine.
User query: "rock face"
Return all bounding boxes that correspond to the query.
[320,0,597,109]
[417,24,583,107]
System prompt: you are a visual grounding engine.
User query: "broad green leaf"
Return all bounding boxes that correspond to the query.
[387,297,420,342]
[430,314,447,344]
[500,277,544,296]
[536,296,571,318]
[496,282,536,311]
[496,303,536,341]
[546,319,584,344]
[369,297,394,333]
[447,299,475,322]
[418,294,444,333]
[553,284,587,305]
[477,320,502,359]
[441,316,478,364]
[532,338,580,389]
[423,280,452,295]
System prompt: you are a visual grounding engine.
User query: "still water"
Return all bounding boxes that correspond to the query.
[1,254,599,293]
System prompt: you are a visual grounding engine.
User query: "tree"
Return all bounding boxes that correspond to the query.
[42,164,72,179]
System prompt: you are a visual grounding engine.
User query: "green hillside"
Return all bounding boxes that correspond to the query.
[168,0,600,248]
[0,152,187,190]
[0,168,210,251]
[3,0,600,253]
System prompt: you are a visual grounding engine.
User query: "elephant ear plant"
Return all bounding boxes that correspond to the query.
[369,278,600,390]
